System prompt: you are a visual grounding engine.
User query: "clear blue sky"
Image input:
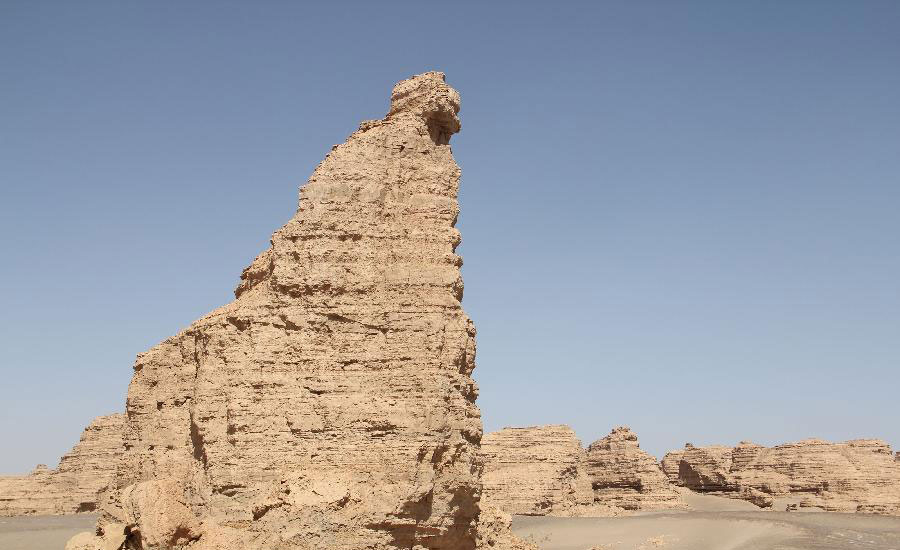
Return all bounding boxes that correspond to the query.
[1,1,898,473]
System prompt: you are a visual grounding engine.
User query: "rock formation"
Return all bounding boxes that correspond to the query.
[0,414,125,516]
[663,438,900,514]
[480,426,593,516]
[72,72,494,550]
[659,449,684,485]
[481,425,683,516]
[584,427,686,511]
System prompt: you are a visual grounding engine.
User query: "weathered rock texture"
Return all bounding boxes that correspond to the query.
[663,438,900,514]
[78,72,489,550]
[584,427,686,511]
[481,425,683,516]
[0,414,125,516]
[659,449,684,485]
[480,426,593,516]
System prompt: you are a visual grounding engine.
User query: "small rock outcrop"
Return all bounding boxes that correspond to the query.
[584,427,686,511]
[659,448,684,485]
[71,72,506,550]
[480,426,593,515]
[481,425,683,515]
[663,438,900,514]
[0,414,125,516]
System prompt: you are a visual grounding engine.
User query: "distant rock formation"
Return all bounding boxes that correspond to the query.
[70,72,518,550]
[480,425,684,516]
[662,438,900,514]
[0,414,125,516]
[481,425,593,515]
[584,427,686,511]
[659,448,684,485]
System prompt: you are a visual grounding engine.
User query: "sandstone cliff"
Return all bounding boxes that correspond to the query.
[663,438,900,514]
[584,427,686,511]
[0,414,125,516]
[74,72,489,550]
[480,426,593,516]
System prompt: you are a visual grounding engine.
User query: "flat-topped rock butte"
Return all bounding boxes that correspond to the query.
[63,72,535,550]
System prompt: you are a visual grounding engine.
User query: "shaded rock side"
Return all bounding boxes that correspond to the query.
[667,438,900,514]
[90,72,482,550]
[0,414,125,516]
[584,427,686,511]
[480,426,593,516]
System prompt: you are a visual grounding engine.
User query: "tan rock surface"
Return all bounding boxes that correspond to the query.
[480,426,593,516]
[584,427,686,511]
[659,449,684,485]
[0,414,125,516]
[77,72,498,550]
[666,438,900,514]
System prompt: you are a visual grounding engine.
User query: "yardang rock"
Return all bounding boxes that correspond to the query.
[75,72,484,550]
[480,425,593,516]
[0,414,125,516]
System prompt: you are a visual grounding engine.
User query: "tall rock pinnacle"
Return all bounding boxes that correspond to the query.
[83,72,482,550]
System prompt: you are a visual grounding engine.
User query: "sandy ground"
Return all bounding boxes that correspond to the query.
[2,504,899,550]
[0,514,97,550]
[513,494,900,550]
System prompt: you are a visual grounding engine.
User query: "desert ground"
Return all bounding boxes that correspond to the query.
[512,492,900,550]
[0,514,97,550]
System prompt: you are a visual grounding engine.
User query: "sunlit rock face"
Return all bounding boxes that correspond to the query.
[584,427,686,511]
[664,438,900,514]
[0,414,125,516]
[480,425,594,516]
[88,72,484,550]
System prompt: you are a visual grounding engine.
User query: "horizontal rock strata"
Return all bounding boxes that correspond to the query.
[663,438,900,514]
[480,426,593,515]
[585,427,686,511]
[481,425,683,516]
[0,414,125,516]
[73,72,499,550]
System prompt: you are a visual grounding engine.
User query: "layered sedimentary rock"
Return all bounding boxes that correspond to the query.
[0,414,125,516]
[664,438,900,514]
[659,449,684,485]
[76,72,488,550]
[480,426,593,516]
[584,427,686,511]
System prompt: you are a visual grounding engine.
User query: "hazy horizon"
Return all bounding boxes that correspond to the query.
[2,1,899,473]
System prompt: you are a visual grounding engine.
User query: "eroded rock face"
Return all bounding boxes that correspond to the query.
[665,438,900,514]
[480,426,593,516]
[481,425,683,516]
[584,427,686,511]
[85,72,484,550]
[0,414,125,516]
[659,449,684,485]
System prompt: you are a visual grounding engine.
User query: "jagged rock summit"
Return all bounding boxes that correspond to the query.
[584,427,686,511]
[0,414,125,516]
[73,72,487,550]
[480,425,684,516]
[662,438,900,514]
